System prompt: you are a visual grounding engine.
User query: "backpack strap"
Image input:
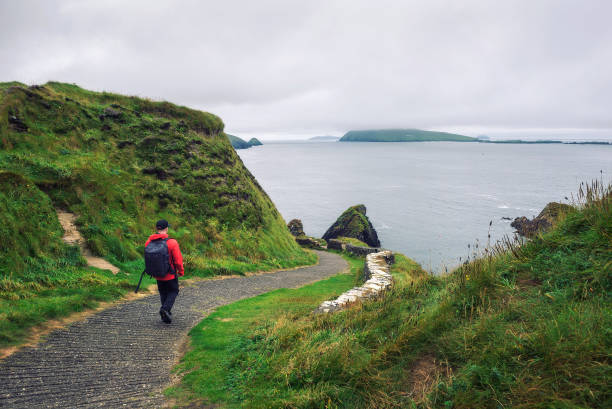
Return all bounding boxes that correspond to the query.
[163,238,176,274]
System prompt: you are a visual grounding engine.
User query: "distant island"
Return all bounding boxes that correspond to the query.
[339,129,476,142]
[309,135,340,142]
[227,134,263,149]
[248,137,263,146]
[339,129,611,145]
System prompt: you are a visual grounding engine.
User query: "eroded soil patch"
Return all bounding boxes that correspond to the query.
[57,210,120,274]
[405,354,452,403]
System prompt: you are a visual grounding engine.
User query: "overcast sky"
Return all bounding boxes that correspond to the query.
[1,0,611,140]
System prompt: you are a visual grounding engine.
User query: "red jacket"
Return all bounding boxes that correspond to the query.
[145,233,184,281]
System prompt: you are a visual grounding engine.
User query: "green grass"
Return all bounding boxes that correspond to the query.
[0,82,314,347]
[335,236,370,247]
[167,252,365,406]
[173,182,611,408]
[0,266,134,346]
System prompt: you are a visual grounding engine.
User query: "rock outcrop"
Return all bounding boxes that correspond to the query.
[288,219,324,248]
[102,106,122,119]
[295,235,324,249]
[315,250,394,313]
[287,219,304,237]
[322,204,380,247]
[511,202,574,237]
[326,238,344,251]
[8,112,28,132]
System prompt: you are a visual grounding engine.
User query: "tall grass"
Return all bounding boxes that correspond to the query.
[168,252,366,407]
[175,181,611,408]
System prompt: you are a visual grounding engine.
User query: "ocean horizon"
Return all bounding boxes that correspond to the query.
[239,141,611,272]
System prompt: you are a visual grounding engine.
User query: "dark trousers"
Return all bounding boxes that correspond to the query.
[157,276,179,313]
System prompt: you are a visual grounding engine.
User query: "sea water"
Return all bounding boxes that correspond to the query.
[238,142,611,272]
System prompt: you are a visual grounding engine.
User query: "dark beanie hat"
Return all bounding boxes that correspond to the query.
[156,219,169,230]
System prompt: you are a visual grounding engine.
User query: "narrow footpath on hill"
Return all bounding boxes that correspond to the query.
[56,210,120,274]
[0,251,348,409]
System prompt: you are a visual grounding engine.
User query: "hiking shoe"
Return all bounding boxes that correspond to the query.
[160,308,172,324]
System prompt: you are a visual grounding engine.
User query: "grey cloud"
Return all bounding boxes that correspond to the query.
[1,0,611,139]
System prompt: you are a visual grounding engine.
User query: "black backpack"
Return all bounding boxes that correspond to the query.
[144,238,175,278]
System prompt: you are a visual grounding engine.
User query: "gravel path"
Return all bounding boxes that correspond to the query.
[0,251,348,408]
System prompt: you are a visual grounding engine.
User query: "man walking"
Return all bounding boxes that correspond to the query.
[144,219,184,324]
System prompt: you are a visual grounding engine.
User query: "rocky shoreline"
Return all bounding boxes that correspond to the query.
[287,204,382,251]
[511,202,573,237]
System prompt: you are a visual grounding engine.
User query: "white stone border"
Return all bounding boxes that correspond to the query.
[315,250,394,313]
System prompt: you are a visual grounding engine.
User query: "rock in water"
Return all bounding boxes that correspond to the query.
[322,204,380,247]
[511,202,574,237]
[287,219,304,236]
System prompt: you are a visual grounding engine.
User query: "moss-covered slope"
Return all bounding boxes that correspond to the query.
[0,82,313,346]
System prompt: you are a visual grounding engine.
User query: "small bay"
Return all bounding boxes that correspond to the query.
[238,142,611,272]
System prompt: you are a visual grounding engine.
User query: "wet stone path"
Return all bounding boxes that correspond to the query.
[0,251,348,408]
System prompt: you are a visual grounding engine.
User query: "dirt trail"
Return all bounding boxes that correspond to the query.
[0,250,348,408]
[56,210,119,274]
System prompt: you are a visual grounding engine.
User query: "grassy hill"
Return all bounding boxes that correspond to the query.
[174,182,611,408]
[0,82,313,347]
[340,129,476,142]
